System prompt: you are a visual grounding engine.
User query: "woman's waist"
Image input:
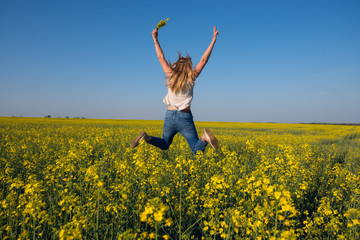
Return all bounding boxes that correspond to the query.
[167,106,191,112]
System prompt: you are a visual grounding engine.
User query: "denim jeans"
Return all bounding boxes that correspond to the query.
[148,110,207,153]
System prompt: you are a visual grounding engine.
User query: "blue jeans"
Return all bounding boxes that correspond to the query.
[148,110,207,153]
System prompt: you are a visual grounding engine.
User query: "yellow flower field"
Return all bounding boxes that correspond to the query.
[0,117,359,239]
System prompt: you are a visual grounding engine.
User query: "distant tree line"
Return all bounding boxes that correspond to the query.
[44,115,86,119]
[303,122,360,126]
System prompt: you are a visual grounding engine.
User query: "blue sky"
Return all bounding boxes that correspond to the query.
[1,0,359,123]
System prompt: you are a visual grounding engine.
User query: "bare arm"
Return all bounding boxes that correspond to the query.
[152,29,172,77]
[194,26,219,78]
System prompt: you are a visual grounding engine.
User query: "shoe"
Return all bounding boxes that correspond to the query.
[203,128,219,149]
[130,130,147,148]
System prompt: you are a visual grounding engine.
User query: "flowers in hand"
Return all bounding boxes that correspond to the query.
[156,18,169,30]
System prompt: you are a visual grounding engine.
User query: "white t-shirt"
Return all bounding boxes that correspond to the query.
[163,84,194,110]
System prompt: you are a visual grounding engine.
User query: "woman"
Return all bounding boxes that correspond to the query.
[130,26,219,153]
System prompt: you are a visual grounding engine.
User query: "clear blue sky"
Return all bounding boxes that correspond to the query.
[1,0,359,123]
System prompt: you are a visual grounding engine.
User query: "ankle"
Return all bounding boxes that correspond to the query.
[145,135,151,142]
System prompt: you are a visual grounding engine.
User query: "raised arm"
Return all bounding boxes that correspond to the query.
[152,29,172,77]
[194,26,219,78]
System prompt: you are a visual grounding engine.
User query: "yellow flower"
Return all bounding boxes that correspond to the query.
[274,191,281,200]
[165,218,172,227]
[154,210,163,222]
[352,219,360,225]
[140,211,147,222]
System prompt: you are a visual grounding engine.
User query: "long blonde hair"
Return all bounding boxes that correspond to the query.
[166,53,195,94]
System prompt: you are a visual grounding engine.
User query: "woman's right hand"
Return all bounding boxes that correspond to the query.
[213,26,219,41]
[152,29,158,41]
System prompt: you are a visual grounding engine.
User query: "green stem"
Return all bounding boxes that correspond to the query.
[274,204,278,239]
[183,217,203,236]
[156,222,158,240]
[33,217,35,240]
[179,166,182,239]
[96,187,100,240]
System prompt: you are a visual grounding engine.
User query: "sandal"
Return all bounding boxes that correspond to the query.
[203,128,219,149]
[130,130,147,148]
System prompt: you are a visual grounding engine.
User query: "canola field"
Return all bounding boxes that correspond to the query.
[1,117,360,239]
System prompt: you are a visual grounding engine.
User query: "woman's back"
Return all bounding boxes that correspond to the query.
[163,82,194,111]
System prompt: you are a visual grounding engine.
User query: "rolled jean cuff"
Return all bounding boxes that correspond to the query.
[192,139,208,153]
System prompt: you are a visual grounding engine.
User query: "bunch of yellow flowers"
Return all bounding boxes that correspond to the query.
[156,18,169,30]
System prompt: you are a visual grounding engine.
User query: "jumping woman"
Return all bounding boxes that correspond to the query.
[130,26,220,153]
